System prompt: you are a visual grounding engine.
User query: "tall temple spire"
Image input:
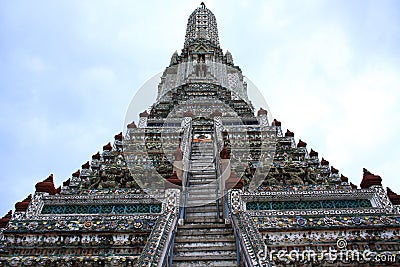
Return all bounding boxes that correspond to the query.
[184,3,220,49]
[1,4,399,267]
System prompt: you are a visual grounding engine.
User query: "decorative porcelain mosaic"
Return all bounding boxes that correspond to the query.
[41,203,162,215]
[246,199,372,211]
[253,215,400,230]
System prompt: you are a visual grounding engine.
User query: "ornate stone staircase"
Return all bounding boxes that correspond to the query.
[173,141,238,266]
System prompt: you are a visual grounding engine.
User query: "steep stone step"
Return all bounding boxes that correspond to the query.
[190,165,214,169]
[173,259,237,267]
[187,183,216,188]
[185,204,218,209]
[190,175,216,178]
[186,199,219,207]
[190,166,214,171]
[187,189,218,195]
[189,180,216,186]
[187,202,217,211]
[188,187,214,191]
[185,209,219,216]
[186,194,216,201]
[189,177,216,182]
[190,173,215,177]
[189,177,216,181]
[174,251,236,260]
[178,225,228,231]
[191,151,214,156]
[174,234,235,243]
[189,184,216,188]
[184,211,218,216]
[190,161,214,165]
[190,161,214,166]
[190,158,214,163]
[183,202,218,210]
[188,183,217,188]
[189,180,217,185]
[191,154,214,157]
[186,191,220,205]
[189,176,216,181]
[192,144,213,148]
[191,154,214,158]
[184,217,224,223]
[190,170,216,174]
[179,222,229,229]
[191,155,214,158]
[186,205,218,212]
[186,188,217,195]
[185,212,219,218]
[175,244,236,252]
[191,150,213,154]
[190,173,216,178]
[173,254,236,262]
[191,153,214,156]
[176,228,233,236]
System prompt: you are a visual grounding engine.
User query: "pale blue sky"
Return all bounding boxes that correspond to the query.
[0,0,399,215]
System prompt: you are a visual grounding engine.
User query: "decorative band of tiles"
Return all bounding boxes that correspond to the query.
[246,199,372,211]
[41,203,162,215]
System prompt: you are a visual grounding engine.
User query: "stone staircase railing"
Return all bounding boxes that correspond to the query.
[212,130,222,220]
[213,116,225,220]
[136,189,180,267]
[228,190,271,267]
[179,117,192,222]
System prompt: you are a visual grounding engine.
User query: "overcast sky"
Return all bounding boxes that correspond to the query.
[0,0,399,215]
